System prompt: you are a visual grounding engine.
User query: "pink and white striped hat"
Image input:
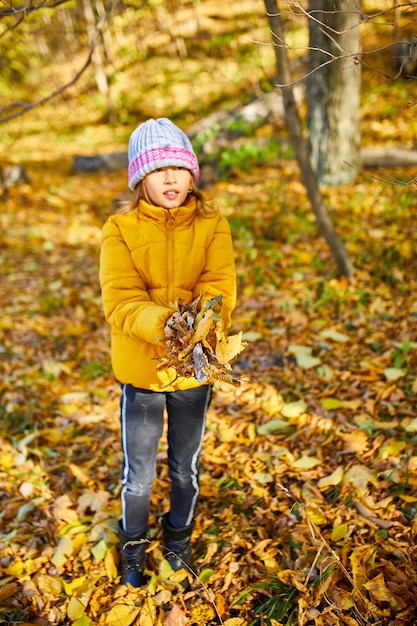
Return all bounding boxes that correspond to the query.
[127,118,200,190]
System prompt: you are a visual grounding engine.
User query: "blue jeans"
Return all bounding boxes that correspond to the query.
[120,383,212,536]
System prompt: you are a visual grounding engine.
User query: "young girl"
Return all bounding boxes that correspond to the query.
[99,118,236,587]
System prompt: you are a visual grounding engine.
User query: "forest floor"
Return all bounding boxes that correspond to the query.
[1,1,417,625]
[1,147,417,626]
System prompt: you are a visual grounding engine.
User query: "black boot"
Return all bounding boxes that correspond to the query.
[162,514,194,574]
[118,521,148,587]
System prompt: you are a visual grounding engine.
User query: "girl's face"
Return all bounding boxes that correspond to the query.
[144,166,193,209]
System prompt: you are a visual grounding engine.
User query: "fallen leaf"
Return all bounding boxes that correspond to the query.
[343,465,379,497]
[290,455,321,469]
[383,367,406,381]
[288,345,321,369]
[317,465,344,488]
[105,605,140,626]
[164,603,188,626]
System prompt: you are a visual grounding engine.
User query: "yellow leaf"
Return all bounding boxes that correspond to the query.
[59,403,81,416]
[36,574,63,596]
[198,568,215,584]
[215,331,247,364]
[252,485,269,498]
[170,569,190,583]
[305,504,327,525]
[321,397,341,410]
[53,495,79,524]
[280,399,307,418]
[153,589,172,607]
[105,546,118,581]
[39,428,66,444]
[288,345,321,369]
[105,605,140,626]
[291,455,321,469]
[69,463,90,484]
[51,536,74,568]
[189,604,216,624]
[223,619,247,626]
[384,367,406,381]
[67,596,85,621]
[139,598,157,626]
[159,558,174,580]
[379,439,407,459]
[0,452,16,470]
[242,330,262,342]
[5,558,25,577]
[91,539,107,561]
[253,472,274,484]
[60,391,90,404]
[340,430,369,454]
[193,309,214,343]
[404,419,417,433]
[331,523,349,541]
[247,422,257,441]
[77,489,109,515]
[363,573,402,608]
[343,464,379,496]
[42,358,72,377]
[257,419,289,435]
[399,494,417,502]
[350,545,376,589]
[65,321,89,336]
[254,541,279,572]
[320,329,349,342]
[62,576,88,596]
[318,466,344,488]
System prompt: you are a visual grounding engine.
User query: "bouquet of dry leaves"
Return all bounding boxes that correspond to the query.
[157,293,246,387]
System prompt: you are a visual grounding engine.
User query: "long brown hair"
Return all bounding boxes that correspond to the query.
[114,175,218,218]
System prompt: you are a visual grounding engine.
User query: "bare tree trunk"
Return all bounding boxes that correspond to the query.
[263,0,354,277]
[83,0,115,122]
[308,0,361,185]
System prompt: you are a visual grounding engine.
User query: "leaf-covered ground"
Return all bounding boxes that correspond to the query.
[2,2,417,625]
[1,145,417,626]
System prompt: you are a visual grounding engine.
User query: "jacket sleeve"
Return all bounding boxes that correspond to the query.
[193,215,236,330]
[99,218,170,344]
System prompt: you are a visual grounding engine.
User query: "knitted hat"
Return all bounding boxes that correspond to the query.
[127,118,200,190]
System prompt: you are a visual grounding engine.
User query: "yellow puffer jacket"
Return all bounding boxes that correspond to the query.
[99,198,236,391]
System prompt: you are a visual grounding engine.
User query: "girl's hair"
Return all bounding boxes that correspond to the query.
[113,174,218,217]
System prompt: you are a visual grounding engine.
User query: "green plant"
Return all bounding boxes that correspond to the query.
[0,609,28,625]
[81,360,112,380]
[234,576,299,625]
[391,338,411,369]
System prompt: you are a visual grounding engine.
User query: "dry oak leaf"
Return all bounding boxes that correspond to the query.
[164,603,188,626]
[215,331,247,364]
[363,573,402,609]
[159,293,245,386]
[0,582,19,602]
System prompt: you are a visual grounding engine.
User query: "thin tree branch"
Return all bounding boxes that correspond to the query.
[0,1,114,123]
[0,0,73,17]
[345,161,417,191]
[262,32,415,90]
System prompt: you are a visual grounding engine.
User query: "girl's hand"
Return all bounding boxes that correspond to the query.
[164,311,182,339]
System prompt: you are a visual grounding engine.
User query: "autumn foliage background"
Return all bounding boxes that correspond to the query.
[1,1,417,625]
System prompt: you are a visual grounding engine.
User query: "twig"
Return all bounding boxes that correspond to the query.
[0,1,114,123]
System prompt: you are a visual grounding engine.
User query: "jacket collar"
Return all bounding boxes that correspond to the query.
[138,198,197,227]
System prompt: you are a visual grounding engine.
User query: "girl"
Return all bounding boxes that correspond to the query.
[99,118,236,587]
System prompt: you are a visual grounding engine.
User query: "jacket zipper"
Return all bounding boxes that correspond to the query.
[166,213,176,304]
